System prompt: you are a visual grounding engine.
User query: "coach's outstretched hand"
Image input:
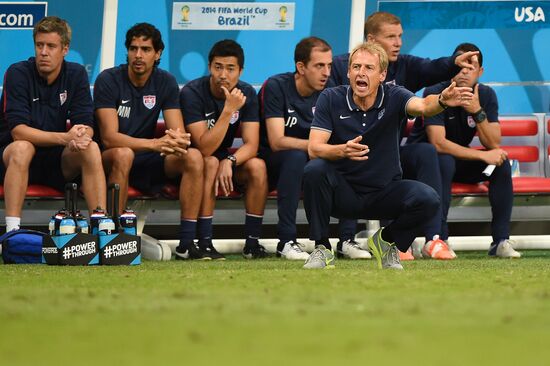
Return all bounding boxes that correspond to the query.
[440,81,474,108]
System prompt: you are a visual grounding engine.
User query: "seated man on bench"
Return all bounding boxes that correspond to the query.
[1,16,106,232]
[94,23,205,259]
[407,43,520,258]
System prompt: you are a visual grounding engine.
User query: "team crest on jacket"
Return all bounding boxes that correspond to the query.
[143,95,156,109]
[467,116,476,128]
[59,91,67,106]
[229,110,240,124]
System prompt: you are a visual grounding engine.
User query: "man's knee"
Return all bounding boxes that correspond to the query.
[104,147,134,172]
[493,159,512,176]
[437,154,456,179]
[303,158,331,183]
[182,148,203,173]
[243,157,267,183]
[204,156,219,175]
[414,183,441,217]
[279,149,308,172]
[4,141,35,169]
[78,141,103,163]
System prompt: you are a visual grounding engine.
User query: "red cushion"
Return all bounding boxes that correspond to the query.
[451,182,488,194]
[127,186,146,198]
[0,184,64,198]
[502,146,539,162]
[162,184,179,199]
[512,177,550,193]
[500,119,538,136]
[217,190,242,198]
[28,185,64,197]
[155,120,166,138]
[404,120,414,137]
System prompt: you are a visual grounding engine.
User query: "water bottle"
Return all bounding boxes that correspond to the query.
[98,217,116,236]
[48,216,56,236]
[119,208,137,235]
[54,209,69,236]
[91,207,107,235]
[59,216,76,235]
[75,210,89,234]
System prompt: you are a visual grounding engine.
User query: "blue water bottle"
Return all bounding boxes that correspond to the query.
[75,210,89,234]
[48,216,56,236]
[119,208,137,235]
[98,217,116,236]
[91,207,107,235]
[59,216,76,235]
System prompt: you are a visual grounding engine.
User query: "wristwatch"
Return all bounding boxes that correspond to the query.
[472,108,487,124]
[438,94,448,110]
[226,154,237,167]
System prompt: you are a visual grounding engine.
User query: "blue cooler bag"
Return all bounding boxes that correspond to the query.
[0,229,46,264]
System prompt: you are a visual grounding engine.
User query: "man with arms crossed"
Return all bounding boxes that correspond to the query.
[1,16,105,232]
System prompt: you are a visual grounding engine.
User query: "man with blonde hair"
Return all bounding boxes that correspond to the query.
[328,11,479,260]
[302,43,473,270]
[0,16,106,232]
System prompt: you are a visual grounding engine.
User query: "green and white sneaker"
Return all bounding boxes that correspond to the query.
[367,228,403,270]
[303,245,335,269]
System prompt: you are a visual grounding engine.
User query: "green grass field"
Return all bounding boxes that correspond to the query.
[1,251,550,366]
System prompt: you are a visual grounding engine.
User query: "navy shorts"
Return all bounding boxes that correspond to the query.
[1,145,69,191]
[129,152,170,194]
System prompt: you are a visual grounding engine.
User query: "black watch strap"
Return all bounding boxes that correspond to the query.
[472,108,486,124]
[226,154,237,167]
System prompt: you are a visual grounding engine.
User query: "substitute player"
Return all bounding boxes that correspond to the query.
[94,23,206,259]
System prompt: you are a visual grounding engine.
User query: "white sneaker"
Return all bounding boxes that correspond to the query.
[337,239,372,259]
[411,241,423,259]
[303,246,335,269]
[278,241,309,260]
[489,239,522,258]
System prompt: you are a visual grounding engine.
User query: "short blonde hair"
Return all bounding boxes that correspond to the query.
[364,11,401,39]
[348,42,388,72]
[33,16,71,47]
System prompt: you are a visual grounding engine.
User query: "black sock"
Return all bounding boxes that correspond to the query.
[381,228,394,244]
[315,238,332,250]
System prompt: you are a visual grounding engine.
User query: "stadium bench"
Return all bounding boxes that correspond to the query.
[1,114,550,229]
[416,115,550,223]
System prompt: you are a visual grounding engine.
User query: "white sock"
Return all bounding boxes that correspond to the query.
[5,216,21,232]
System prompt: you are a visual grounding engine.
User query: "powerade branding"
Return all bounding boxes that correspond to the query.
[42,247,58,254]
[42,233,99,265]
[0,2,47,29]
[103,240,139,258]
[62,241,96,260]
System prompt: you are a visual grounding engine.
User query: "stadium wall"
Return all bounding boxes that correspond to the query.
[1,0,549,114]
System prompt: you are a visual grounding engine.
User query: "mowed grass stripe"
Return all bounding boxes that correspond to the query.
[1,251,549,366]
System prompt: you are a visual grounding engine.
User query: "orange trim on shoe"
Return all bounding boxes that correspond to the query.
[423,238,455,260]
